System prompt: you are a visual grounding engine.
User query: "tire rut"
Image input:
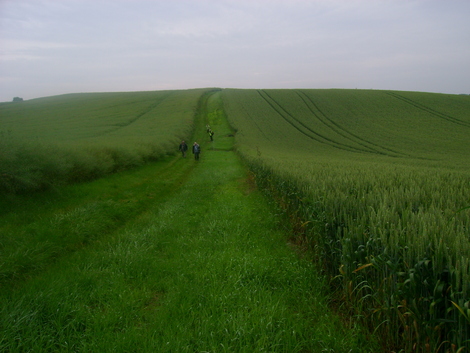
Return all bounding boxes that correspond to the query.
[387,92,470,128]
[258,90,389,155]
[296,90,410,157]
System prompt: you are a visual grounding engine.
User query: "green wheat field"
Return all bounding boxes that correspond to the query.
[1,88,469,352]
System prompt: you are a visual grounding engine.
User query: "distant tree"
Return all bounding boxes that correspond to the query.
[12,97,23,102]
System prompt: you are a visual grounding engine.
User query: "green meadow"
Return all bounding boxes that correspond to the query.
[1,88,469,352]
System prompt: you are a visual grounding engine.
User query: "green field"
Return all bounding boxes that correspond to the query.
[0,89,211,193]
[1,88,469,352]
[222,89,470,351]
[222,89,470,165]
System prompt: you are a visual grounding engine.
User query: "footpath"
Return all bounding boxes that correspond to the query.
[120,90,378,351]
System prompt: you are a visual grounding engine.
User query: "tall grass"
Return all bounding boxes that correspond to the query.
[0,138,172,194]
[223,88,470,351]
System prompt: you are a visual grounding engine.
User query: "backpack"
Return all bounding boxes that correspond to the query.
[194,144,200,153]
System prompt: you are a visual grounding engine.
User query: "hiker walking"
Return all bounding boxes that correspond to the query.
[208,129,214,141]
[192,142,201,160]
[179,140,188,157]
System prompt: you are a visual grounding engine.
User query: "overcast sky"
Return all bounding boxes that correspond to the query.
[1,0,469,102]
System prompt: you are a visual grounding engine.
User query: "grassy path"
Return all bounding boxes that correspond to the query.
[1,92,378,352]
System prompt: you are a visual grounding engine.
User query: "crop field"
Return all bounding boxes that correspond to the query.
[0,89,382,352]
[0,88,211,193]
[222,88,470,351]
[1,88,469,351]
[223,89,470,165]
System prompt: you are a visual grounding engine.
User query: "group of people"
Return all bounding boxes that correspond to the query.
[178,125,215,160]
[178,141,200,160]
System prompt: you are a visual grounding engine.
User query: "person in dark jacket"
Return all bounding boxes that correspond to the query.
[179,140,188,157]
[192,142,200,160]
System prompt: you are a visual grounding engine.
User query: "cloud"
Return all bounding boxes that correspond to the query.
[0,0,469,101]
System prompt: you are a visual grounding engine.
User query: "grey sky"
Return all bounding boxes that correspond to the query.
[1,0,469,102]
